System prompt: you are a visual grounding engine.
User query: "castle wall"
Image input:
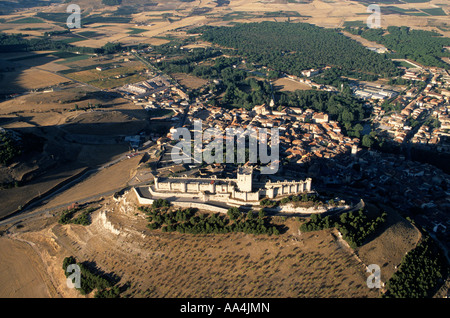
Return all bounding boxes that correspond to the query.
[133,188,155,205]
[172,201,229,214]
[152,176,313,205]
[262,178,313,198]
[187,183,200,193]
[149,186,200,199]
[232,190,259,202]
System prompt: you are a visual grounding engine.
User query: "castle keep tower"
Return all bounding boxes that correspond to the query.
[237,167,253,192]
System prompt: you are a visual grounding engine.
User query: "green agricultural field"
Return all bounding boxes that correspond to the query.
[393,60,417,68]
[65,62,147,89]
[77,31,102,38]
[383,6,420,15]
[56,55,91,64]
[343,21,367,28]
[36,12,68,23]
[51,51,81,59]
[88,73,148,89]
[407,12,431,16]
[56,37,87,44]
[148,109,175,118]
[8,53,51,62]
[421,7,447,16]
[220,11,257,21]
[127,28,148,35]
[82,15,133,25]
[7,17,45,24]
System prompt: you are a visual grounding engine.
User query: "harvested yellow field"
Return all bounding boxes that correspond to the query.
[0,68,71,94]
[274,78,312,92]
[0,237,52,298]
[171,73,209,89]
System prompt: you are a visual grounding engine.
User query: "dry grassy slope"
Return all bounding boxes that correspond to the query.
[0,190,421,298]
[356,208,421,284]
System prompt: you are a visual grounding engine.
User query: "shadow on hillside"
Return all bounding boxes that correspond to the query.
[81,260,121,285]
[0,52,63,96]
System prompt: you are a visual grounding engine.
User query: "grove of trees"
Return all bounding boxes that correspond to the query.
[345,26,450,69]
[383,234,449,298]
[139,203,281,236]
[62,256,121,298]
[155,50,273,110]
[0,131,21,165]
[58,207,96,226]
[300,208,388,248]
[198,22,401,79]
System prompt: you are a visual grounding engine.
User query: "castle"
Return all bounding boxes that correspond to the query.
[147,167,313,206]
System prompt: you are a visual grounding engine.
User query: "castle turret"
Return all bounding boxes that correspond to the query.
[306,178,312,192]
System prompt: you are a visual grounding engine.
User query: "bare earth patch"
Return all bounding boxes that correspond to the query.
[273,78,313,92]
[171,73,210,90]
[0,237,51,297]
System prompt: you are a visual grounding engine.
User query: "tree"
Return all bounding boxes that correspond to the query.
[102,42,123,54]
[258,208,266,219]
[227,207,241,221]
[0,132,21,165]
[353,123,364,138]
[362,135,374,148]
[62,256,77,271]
[152,199,170,209]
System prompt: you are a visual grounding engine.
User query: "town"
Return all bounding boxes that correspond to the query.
[1,1,449,299]
[101,47,449,248]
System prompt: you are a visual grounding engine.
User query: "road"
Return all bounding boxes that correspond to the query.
[0,150,148,227]
[0,176,156,228]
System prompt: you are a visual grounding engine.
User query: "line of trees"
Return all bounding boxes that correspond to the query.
[300,208,388,248]
[139,201,281,236]
[0,32,96,53]
[260,194,318,207]
[58,207,96,226]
